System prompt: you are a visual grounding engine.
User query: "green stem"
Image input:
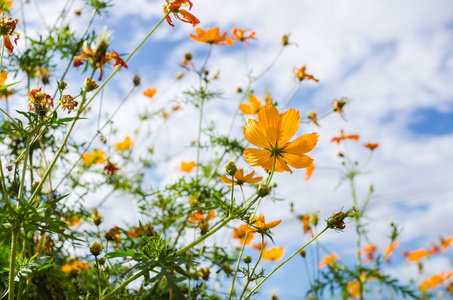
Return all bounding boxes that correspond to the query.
[17,134,31,202]
[8,226,19,300]
[195,97,204,185]
[0,107,20,128]
[244,227,329,299]
[350,178,364,300]
[0,152,9,204]
[95,257,102,299]
[280,82,301,109]
[239,234,265,300]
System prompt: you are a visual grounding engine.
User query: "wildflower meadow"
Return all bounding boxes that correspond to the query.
[0,0,452,299]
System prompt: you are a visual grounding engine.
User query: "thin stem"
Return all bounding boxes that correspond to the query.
[95,257,102,299]
[239,234,265,300]
[0,152,8,204]
[0,43,5,70]
[0,107,20,128]
[350,177,364,300]
[244,227,329,299]
[280,82,301,109]
[8,226,19,300]
[17,134,31,202]
[195,97,204,185]
[254,46,284,80]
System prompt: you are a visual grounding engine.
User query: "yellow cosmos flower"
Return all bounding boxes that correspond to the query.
[115,136,134,152]
[143,87,157,98]
[346,280,361,298]
[239,215,281,234]
[82,149,107,166]
[406,248,430,262]
[239,93,272,115]
[318,252,339,268]
[243,105,318,173]
[220,168,263,187]
[181,161,196,172]
[190,27,234,46]
[61,259,89,276]
[233,228,254,245]
[0,70,7,86]
[262,247,284,261]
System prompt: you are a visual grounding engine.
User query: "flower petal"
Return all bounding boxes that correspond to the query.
[274,155,292,173]
[283,153,313,169]
[284,132,319,154]
[243,148,273,171]
[243,119,269,149]
[277,108,300,146]
[257,105,280,147]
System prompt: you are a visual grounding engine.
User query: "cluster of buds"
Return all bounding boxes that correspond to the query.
[0,14,20,53]
[28,88,53,119]
[74,30,128,80]
[60,95,78,114]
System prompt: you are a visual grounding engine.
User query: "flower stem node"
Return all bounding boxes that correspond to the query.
[225,161,237,176]
[257,184,270,197]
[90,241,104,257]
[244,256,252,264]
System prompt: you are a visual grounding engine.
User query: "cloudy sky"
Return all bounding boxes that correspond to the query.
[10,0,453,298]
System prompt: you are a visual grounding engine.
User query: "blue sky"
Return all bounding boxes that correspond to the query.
[10,0,453,298]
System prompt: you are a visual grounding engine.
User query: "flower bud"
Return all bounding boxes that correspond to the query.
[236,87,242,93]
[184,52,192,61]
[98,257,106,265]
[84,78,99,92]
[281,34,289,46]
[89,241,104,257]
[132,75,141,87]
[92,208,103,226]
[257,184,270,197]
[243,256,252,264]
[299,249,306,258]
[225,161,237,176]
[58,81,68,90]
[199,220,210,235]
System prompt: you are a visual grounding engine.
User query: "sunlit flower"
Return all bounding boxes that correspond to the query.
[318,252,339,268]
[27,87,53,119]
[61,260,89,276]
[383,240,399,262]
[190,27,234,46]
[115,136,134,152]
[181,161,196,172]
[187,210,215,228]
[239,93,272,115]
[440,236,452,252]
[233,228,254,245]
[347,280,361,298]
[330,129,360,144]
[104,161,119,175]
[231,27,256,45]
[143,87,157,98]
[0,70,7,87]
[104,225,122,248]
[364,143,379,150]
[293,65,319,82]
[82,149,107,167]
[163,0,199,27]
[406,248,430,262]
[0,14,20,53]
[360,244,377,264]
[419,271,452,292]
[220,168,263,187]
[243,105,318,173]
[262,247,284,261]
[74,30,128,80]
[238,215,282,234]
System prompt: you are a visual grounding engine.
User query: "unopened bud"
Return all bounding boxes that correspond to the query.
[225,161,237,176]
[236,87,242,93]
[257,184,270,197]
[58,81,68,90]
[244,256,252,264]
[299,249,306,258]
[98,257,106,265]
[89,241,104,257]
[132,75,141,87]
[184,52,192,61]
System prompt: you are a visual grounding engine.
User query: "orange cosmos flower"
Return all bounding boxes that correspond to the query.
[143,87,157,98]
[252,242,267,250]
[61,260,89,276]
[440,236,452,252]
[330,129,360,144]
[293,65,319,82]
[347,280,361,299]
[332,97,348,119]
[115,136,134,152]
[126,226,143,238]
[262,247,284,261]
[105,226,122,248]
[233,228,254,245]
[220,168,262,187]
[383,240,399,262]
[187,210,215,228]
[238,215,282,234]
[364,143,379,150]
[239,93,273,115]
[243,105,318,174]
[181,161,196,172]
[65,215,83,227]
[0,0,13,13]
[190,27,234,46]
[82,149,107,167]
[319,252,339,268]
[419,271,452,292]
[301,215,312,236]
[0,15,20,53]
[306,110,319,127]
[406,248,430,262]
[163,0,199,27]
[0,70,7,86]
[231,27,256,45]
[360,244,377,264]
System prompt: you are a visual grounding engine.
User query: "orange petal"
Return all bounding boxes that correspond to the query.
[257,105,280,146]
[284,133,319,154]
[243,148,273,171]
[277,108,299,146]
[243,120,269,149]
[283,153,313,170]
[274,155,292,173]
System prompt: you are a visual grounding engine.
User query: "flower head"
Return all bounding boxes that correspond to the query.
[330,129,360,144]
[187,210,215,228]
[318,252,339,268]
[0,1,13,13]
[0,14,20,53]
[115,136,134,152]
[239,93,273,115]
[220,168,262,187]
[60,95,78,114]
[406,248,430,262]
[383,240,399,262]
[293,65,319,82]
[190,27,234,46]
[262,247,284,261]
[419,271,452,292]
[104,226,122,248]
[360,244,377,264]
[231,28,256,45]
[347,280,361,299]
[181,161,196,172]
[440,236,452,252]
[163,0,200,27]
[82,149,107,167]
[233,227,254,245]
[332,97,348,119]
[239,215,281,234]
[143,87,157,98]
[28,88,53,119]
[61,260,89,277]
[364,143,379,150]
[104,161,119,175]
[243,105,318,174]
